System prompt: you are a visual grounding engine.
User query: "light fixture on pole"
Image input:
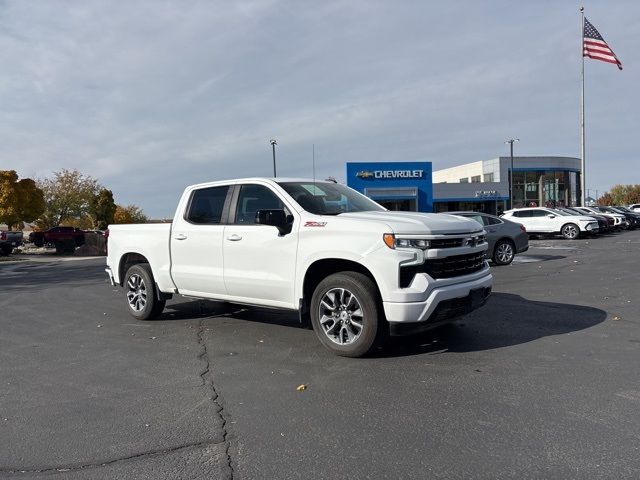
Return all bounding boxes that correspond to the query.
[270,139,277,177]
[505,138,519,209]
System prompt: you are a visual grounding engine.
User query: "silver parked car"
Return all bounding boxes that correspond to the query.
[445,212,529,265]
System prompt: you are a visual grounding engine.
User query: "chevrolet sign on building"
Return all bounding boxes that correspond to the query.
[356,169,424,180]
[347,162,433,212]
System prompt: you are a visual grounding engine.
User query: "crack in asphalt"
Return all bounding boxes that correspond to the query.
[197,316,235,479]
[1,310,234,479]
[0,440,225,475]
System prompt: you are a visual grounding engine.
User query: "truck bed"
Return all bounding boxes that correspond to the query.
[106,223,175,292]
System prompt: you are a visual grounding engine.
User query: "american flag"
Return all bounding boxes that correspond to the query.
[583,18,623,70]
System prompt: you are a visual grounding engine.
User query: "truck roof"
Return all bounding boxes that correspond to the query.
[187,177,335,189]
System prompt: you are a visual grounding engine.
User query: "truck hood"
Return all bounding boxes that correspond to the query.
[338,211,483,235]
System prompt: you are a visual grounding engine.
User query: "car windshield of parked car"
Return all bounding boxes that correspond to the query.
[551,209,572,216]
[558,208,579,215]
[603,207,620,214]
[277,182,386,215]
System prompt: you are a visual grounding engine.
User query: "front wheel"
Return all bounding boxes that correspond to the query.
[492,240,515,265]
[561,223,579,240]
[310,272,381,357]
[124,264,166,320]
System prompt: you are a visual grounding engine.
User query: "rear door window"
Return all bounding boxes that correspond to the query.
[186,186,230,224]
[530,210,547,217]
[483,215,503,226]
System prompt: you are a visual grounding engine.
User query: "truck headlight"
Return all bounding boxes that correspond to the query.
[383,234,430,250]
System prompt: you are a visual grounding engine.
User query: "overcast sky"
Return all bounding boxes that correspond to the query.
[1,0,637,217]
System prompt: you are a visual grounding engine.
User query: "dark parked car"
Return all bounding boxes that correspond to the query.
[0,231,23,256]
[29,226,85,253]
[445,212,529,265]
[593,206,639,229]
[609,206,640,228]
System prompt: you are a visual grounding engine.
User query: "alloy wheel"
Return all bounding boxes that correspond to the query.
[496,242,514,263]
[563,224,578,239]
[126,274,147,312]
[317,288,364,345]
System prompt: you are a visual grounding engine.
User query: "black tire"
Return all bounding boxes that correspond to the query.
[0,244,11,256]
[310,272,382,357]
[561,223,580,240]
[492,239,515,265]
[124,264,166,320]
[54,241,65,254]
[34,239,44,247]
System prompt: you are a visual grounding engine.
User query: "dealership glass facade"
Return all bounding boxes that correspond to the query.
[347,158,581,214]
[511,170,580,208]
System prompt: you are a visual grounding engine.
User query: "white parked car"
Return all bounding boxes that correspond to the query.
[501,207,599,239]
[627,204,640,213]
[106,178,492,357]
[574,206,627,229]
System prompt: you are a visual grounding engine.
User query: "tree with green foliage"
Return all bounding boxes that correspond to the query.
[37,169,100,229]
[0,170,46,229]
[597,184,640,206]
[90,189,117,230]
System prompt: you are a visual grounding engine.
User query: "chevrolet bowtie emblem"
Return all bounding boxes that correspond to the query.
[356,170,374,179]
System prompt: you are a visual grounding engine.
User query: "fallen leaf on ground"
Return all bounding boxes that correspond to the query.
[296,384,307,391]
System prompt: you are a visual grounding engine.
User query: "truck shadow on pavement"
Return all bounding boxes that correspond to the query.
[161,293,607,358]
[377,292,607,357]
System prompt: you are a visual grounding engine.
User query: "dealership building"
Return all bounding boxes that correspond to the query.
[346,156,581,215]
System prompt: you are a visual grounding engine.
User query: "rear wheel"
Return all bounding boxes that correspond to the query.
[310,272,381,357]
[492,239,515,265]
[124,264,166,320]
[0,244,11,256]
[561,223,579,240]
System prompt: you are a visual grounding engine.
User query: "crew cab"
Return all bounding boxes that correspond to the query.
[501,207,599,239]
[106,178,492,357]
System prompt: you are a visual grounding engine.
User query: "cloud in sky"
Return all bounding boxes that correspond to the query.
[1,0,637,216]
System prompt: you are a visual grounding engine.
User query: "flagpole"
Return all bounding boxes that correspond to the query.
[580,6,586,206]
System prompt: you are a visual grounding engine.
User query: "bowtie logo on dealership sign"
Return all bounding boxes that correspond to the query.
[356,170,424,180]
[356,170,375,179]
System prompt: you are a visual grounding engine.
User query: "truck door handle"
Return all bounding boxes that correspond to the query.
[174,234,188,240]
[226,234,242,241]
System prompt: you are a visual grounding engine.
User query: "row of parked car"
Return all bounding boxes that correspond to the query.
[502,205,640,239]
[0,226,86,256]
[445,205,639,267]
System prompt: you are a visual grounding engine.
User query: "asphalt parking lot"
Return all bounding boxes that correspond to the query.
[1,232,639,479]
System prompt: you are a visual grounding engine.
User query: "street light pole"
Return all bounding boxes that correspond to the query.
[270,139,277,177]
[505,138,519,209]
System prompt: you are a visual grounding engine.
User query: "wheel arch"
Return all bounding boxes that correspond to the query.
[119,252,151,286]
[119,253,172,301]
[301,259,381,317]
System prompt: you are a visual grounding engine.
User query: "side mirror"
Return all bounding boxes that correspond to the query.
[255,209,291,235]
[548,214,556,218]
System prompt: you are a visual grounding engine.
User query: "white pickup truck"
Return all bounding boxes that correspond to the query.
[106,178,492,357]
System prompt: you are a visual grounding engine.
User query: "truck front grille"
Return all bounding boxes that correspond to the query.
[429,238,464,248]
[399,251,486,287]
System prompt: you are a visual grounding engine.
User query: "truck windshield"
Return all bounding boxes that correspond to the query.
[277,182,386,215]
